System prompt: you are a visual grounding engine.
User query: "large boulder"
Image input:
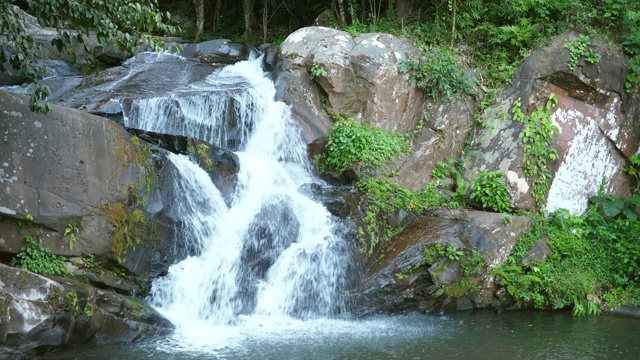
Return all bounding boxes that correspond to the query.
[182,39,252,65]
[276,26,426,143]
[355,209,531,315]
[276,26,477,191]
[394,95,476,190]
[52,52,217,121]
[0,264,172,357]
[463,31,639,213]
[0,91,175,277]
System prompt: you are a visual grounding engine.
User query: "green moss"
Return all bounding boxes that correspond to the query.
[425,243,488,298]
[100,202,156,264]
[119,294,156,320]
[116,135,157,207]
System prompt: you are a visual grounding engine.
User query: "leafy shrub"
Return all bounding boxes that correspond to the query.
[355,178,444,254]
[470,170,510,213]
[495,205,640,315]
[324,116,409,172]
[399,46,477,101]
[12,236,67,275]
[590,194,640,220]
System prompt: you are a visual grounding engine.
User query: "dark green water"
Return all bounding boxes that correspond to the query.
[44,311,640,360]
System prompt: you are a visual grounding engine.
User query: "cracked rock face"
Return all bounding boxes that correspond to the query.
[463,31,638,214]
[276,26,478,191]
[276,26,426,144]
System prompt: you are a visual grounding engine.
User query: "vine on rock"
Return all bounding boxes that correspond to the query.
[512,94,559,208]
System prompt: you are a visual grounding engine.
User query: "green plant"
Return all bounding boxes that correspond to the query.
[100,202,155,264]
[66,291,80,313]
[564,34,600,70]
[626,56,640,96]
[431,158,458,180]
[501,214,513,224]
[64,223,79,250]
[355,178,444,254]
[309,63,327,83]
[590,194,640,220]
[512,94,559,207]
[0,0,178,113]
[12,236,67,275]
[470,170,511,213]
[426,243,487,298]
[395,263,422,280]
[399,45,477,101]
[623,154,640,185]
[494,203,640,315]
[84,303,95,316]
[323,116,409,173]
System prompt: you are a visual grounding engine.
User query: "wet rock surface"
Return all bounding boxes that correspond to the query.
[355,210,531,315]
[0,264,172,357]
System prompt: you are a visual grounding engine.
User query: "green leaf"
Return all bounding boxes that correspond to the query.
[622,207,638,221]
[603,198,625,217]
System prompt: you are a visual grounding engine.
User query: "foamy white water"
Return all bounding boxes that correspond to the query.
[132,55,352,350]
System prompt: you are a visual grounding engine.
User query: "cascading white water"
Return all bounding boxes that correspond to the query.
[131,55,352,347]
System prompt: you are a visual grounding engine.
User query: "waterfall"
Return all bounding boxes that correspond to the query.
[134,56,351,343]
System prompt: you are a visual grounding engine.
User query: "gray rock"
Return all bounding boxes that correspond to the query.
[0,90,182,277]
[463,31,638,213]
[53,52,217,118]
[355,209,531,314]
[0,264,172,355]
[276,26,425,142]
[182,39,251,65]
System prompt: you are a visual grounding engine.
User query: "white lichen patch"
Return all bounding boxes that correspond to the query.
[600,95,621,143]
[3,110,23,118]
[334,35,350,43]
[0,206,16,215]
[371,39,386,48]
[506,170,530,194]
[547,108,619,214]
[10,299,49,334]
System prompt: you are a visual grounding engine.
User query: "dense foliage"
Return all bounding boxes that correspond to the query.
[320,116,467,254]
[0,0,177,112]
[324,115,408,172]
[494,206,640,315]
[151,0,640,105]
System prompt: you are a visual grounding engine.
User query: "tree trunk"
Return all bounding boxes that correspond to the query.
[396,0,411,18]
[450,0,456,49]
[262,0,268,42]
[333,0,347,27]
[243,0,254,40]
[209,0,222,35]
[193,0,205,42]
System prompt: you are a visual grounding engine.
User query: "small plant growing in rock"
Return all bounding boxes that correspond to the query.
[512,94,559,207]
[12,236,67,275]
[564,34,601,70]
[470,170,511,213]
[399,45,477,101]
[64,223,79,250]
[309,63,327,82]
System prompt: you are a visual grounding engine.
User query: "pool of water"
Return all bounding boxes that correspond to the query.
[44,311,640,359]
